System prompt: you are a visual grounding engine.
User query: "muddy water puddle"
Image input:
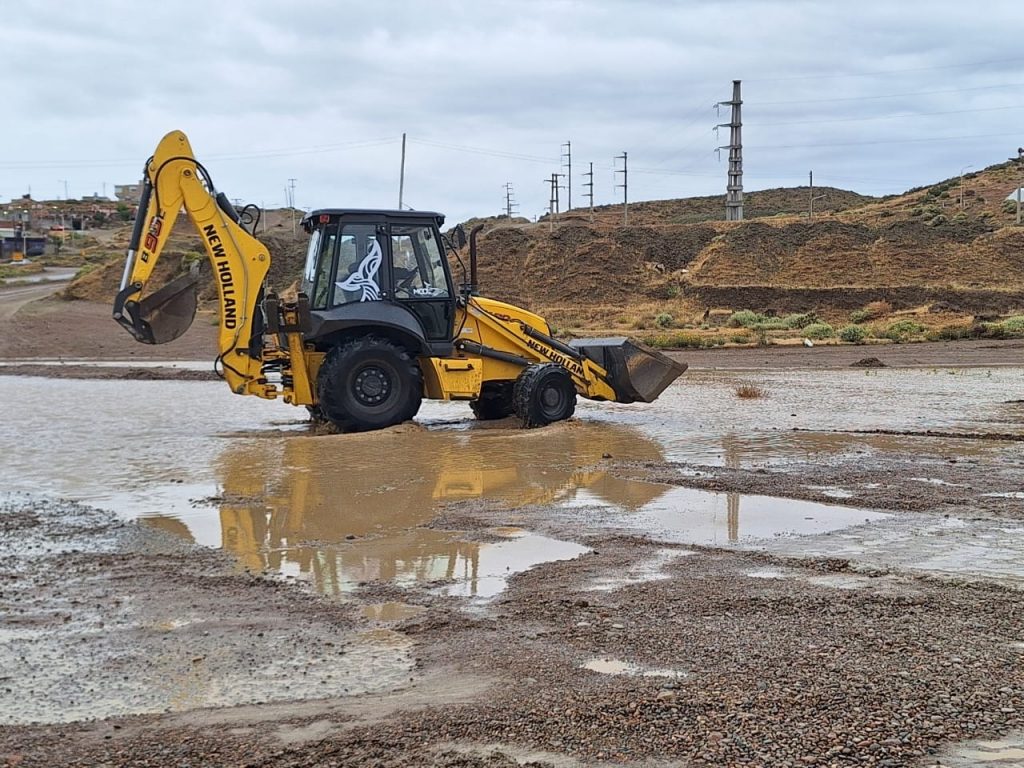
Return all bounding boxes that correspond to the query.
[1,371,1022,596]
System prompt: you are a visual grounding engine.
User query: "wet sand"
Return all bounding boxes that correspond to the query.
[2,369,1024,766]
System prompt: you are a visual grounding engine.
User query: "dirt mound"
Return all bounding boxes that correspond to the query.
[63,228,307,307]
[850,357,886,368]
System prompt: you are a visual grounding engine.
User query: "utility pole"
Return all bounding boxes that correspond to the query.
[553,173,565,214]
[614,151,628,225]
[503,182,518,219]
[808,171,826,219]
[1017,148,1023,225]
[398,132,407,209]
[59,179,69,200]
[287,178,297,234]
[959,165,972,209]
[717,80,743,221]
[582,162,594,223]
[547,174,557,231]
[561,141,572,211]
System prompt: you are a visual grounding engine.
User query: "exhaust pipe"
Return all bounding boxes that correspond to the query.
[468,224,484,294]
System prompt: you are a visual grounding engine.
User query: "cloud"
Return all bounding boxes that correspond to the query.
[4,0,1022,221]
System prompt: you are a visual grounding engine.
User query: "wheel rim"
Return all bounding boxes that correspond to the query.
[353,365,393,407]
[539,381,567,417]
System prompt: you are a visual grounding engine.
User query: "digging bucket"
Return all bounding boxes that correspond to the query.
[570,336,687,404]
[113,263,200,345]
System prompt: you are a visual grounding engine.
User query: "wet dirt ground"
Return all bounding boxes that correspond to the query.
[2,359,1024,766]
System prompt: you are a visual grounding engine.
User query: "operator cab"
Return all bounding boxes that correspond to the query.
[300,209,456,354]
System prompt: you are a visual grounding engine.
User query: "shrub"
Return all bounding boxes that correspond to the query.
[781,312,818,329]
[727,310,765,328]
[838,325,867,343]
[910,207,924,217]
[1004,199,1018,214]
[664,284,680,299]
[883,320,925,341]
[927,214,948,227]
[729,333,752,345]
[850,309,869,324]
[734,383,766,399]
[648,331,703,349]
[997,315,1024,338]
[654,312,674,329]
[803,323,835,340]
[926,324,976,341]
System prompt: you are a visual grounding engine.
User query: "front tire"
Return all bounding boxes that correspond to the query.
[513,363,576,428]
[316,336,422,432]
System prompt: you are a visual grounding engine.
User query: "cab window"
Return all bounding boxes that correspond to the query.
[304,226,337,311]
[333,224,384,305]
[391,225,449,299]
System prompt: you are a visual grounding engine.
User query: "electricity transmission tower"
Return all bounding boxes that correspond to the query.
[808,171,826,219]
[561,141,572,210]
[716,80,743,221]
[614,152,628,225]
[503,182,519,219]
[582,162,594,222]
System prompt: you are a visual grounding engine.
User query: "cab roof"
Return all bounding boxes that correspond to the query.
[302,209,445,227]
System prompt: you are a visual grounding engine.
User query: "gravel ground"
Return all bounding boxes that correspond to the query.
[3,490,1024,766]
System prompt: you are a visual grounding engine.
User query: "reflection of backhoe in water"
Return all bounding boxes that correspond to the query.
[213,423,667,595]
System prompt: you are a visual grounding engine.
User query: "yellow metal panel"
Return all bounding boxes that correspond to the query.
[424,357,483,400]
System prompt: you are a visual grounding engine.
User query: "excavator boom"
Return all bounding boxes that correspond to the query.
[112,130,308,401]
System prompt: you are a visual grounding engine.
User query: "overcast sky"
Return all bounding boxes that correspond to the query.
[4,0,1022,223]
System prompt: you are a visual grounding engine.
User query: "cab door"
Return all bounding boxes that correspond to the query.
[387,223,455,341]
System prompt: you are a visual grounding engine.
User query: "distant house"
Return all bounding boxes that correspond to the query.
[115,182,144,204]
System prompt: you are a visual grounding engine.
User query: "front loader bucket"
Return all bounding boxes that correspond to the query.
[571,337,687,404]
[114,266,200,345]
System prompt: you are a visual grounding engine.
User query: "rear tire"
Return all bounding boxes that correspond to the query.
[470,382,515,421]
[513,363,576,428]
[316,336,422,432]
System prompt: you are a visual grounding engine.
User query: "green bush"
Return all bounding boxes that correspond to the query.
[1004,199,1019,214]
[927,214,948,227]
[654,312,674,329]
[803,323,835,340]
[729,333,752,344]
[849,309,869,324]
[994,315,1024,338]
[838,325,867,343]
[664,284,680,299]
[883,320,925,341]
[727,310,765,328]
[781,312,818,329]
[925,324,976,341]
[648,331,702,349]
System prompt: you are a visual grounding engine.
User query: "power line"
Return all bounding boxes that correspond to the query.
[408,138,555,164]
[760,103,1024,128]
[746,55,1024,83]
[751,131,1023,150]
[749,81,1024,106]
[0,137,402,170]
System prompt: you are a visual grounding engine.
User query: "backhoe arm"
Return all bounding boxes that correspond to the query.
[112,130,278,398]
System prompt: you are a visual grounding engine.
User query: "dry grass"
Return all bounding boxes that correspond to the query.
[734,383,767,399]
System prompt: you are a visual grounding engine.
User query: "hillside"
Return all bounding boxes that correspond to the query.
[557,185,878,227]
[56,162,1024,342]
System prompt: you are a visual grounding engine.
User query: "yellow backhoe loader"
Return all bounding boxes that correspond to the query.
[113,130,686,432]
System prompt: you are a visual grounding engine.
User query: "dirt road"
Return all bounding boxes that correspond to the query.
[2,368,1023,766]
[0,274,76,322]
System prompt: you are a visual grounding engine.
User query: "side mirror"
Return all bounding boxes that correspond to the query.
[452,224,467,249]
